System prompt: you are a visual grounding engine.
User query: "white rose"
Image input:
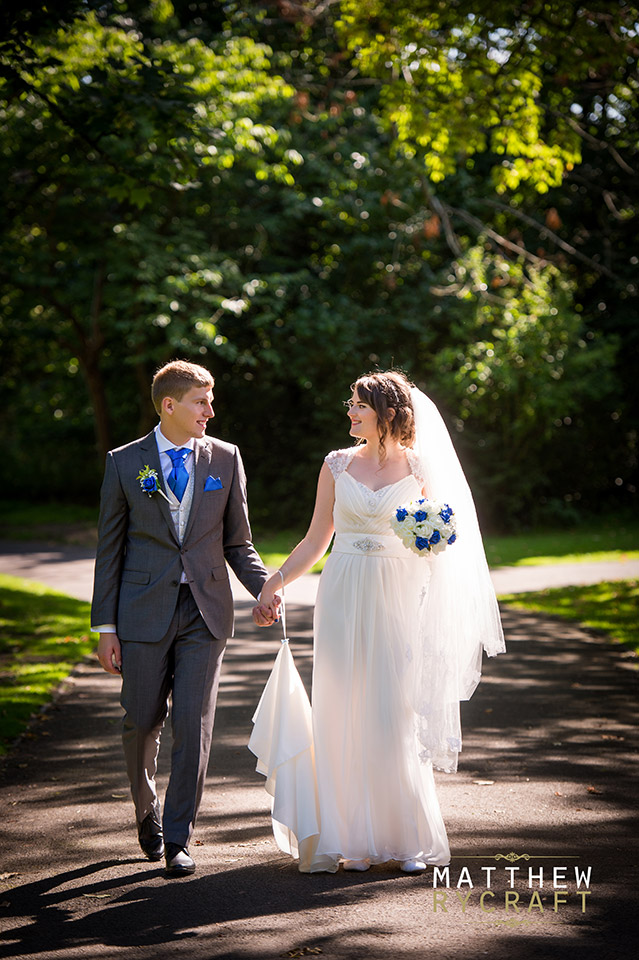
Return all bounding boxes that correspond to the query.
[415,520,435,539]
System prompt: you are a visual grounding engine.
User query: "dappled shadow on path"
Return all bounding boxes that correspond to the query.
[0,849,636,960]
[460,608,638,800]
[0,603,638,959]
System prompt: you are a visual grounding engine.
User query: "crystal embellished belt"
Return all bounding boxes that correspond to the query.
[332,533,411,558]
[352,537,385,552]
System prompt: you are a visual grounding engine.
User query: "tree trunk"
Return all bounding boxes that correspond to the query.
[81,263,113,462]
[134,352,157,435]
[81,351,113,463]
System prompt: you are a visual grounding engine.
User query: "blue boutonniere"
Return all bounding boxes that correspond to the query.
[137,465,170,502]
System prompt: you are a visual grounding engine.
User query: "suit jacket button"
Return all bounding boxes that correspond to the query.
[171,580,179,587]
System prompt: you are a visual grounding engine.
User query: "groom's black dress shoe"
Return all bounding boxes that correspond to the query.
[165,842,196,877]
[137,812,164,861]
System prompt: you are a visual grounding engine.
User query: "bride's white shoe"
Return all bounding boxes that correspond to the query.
[400,858,426,873]
[343,859,370,871]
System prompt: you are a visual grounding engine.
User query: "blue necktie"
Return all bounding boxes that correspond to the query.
[166,448,190,502]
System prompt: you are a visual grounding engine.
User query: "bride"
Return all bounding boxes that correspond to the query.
[255,370,505,873]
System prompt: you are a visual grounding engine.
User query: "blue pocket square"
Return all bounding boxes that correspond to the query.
[204,475,223,491]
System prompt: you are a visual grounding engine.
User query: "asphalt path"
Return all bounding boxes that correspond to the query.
[0,543,638,959]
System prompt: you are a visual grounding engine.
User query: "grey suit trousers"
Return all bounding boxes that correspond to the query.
[120,584,226,847]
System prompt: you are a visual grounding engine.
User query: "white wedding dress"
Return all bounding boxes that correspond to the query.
[304,447,450,872]
[250,446,452,872]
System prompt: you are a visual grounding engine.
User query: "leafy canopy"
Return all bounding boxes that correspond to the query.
[337,0,637,191]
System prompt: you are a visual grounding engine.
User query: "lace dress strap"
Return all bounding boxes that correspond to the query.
[405,447,427,490]
[325,447,358,480]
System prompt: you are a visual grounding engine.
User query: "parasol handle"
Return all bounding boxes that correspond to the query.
[277,570,288,643]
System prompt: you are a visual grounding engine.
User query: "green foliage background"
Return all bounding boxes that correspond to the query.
[0,0,636,530]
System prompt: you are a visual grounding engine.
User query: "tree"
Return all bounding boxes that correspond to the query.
[0,0,634,524]
[290,0,638,517]
[0,1,296,495]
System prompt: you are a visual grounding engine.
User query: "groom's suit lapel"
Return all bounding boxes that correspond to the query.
[138,431,179,546]
[182,438,211,545]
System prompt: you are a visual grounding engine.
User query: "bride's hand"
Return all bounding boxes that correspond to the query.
[259,577,281,611]
[252,576,282,627]
[252,590,281,625]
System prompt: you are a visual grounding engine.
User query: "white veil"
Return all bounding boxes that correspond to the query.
[409,387,505,773]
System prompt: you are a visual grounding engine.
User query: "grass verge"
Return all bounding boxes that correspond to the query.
[499,579,639,655]
[0,574,95,755]
[0,500,97,544]
[483,517,639,567]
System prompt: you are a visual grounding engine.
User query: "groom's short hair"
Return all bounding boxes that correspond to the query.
[152,360,214,415]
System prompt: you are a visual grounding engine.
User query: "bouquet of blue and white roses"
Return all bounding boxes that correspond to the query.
[390,498,457,556]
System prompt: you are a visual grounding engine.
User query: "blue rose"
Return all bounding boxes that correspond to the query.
[440,505,453,523]
[414,510,428,522]
[415,536,431,551]
[396,508,408,522]
[142,477,158,493]
[447,533,457,545]
[429,530,441,545]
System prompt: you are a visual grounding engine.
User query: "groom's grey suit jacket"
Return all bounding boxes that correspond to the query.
[91,430,267,642]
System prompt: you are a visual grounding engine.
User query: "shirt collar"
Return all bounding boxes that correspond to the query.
[154,424,195,454]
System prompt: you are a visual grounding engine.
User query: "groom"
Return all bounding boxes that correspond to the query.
[92,359,273,876]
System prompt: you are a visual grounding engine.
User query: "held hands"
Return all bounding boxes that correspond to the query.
[252,601,279,626]
[252,594,281,627]
[252,579,282,627]
[97,633,122,675]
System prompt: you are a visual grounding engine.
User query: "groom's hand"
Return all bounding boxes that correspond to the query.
[97,633,123,674]
[252,603,274,626]
[252,601,281,626]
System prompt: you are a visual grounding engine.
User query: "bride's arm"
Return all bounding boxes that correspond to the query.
[259,462,335,609]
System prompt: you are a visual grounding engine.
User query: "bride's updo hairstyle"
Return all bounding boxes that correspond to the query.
[352,370,416,460]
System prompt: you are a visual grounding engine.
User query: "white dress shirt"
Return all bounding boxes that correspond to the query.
[154,423,195,489]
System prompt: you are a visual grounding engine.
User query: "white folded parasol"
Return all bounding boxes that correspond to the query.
[248,587,320,870]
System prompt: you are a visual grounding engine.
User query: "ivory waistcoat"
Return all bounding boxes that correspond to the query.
[165,460,196,545]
